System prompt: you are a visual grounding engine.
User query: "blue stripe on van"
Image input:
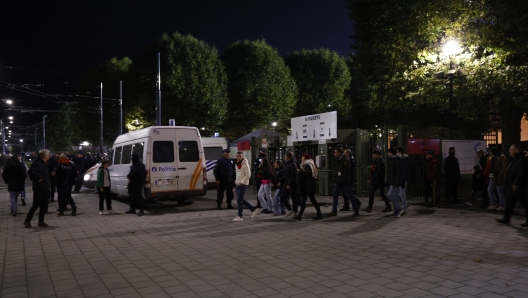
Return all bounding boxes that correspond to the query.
[206,160,216,172]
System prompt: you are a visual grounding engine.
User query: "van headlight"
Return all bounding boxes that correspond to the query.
[84,174,91,181]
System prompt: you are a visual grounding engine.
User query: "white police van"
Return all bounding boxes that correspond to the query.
[201,137,227,187]
[109,126,207,204]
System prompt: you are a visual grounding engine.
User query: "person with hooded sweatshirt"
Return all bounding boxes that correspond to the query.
[293,153,323,221]
[232,151,258,222]
[126,153,146,216]
[24,149,51,228]
[443,147,461,204]
[2,154,27,216]
[53,153,78,216]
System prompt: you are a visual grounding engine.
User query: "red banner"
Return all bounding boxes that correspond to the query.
[407,138,441,155]
[237,140,250,151]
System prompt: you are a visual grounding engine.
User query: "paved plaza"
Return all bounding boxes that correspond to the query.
[1,185,528,298]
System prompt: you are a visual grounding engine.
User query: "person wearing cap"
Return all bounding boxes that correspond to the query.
[96,159,115,215]
[328,148,360,217]
[424,150,440,208]
[213,149,235,210]
[443,147,461,204]
[293,153,323,221]
[253,147,267,209]
[72,151,88,193]
[53,153,79,216]
[126,153,146,216]
[363,150,392,213]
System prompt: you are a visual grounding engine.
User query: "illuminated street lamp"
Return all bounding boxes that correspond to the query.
[272,122,277,127]
[8,116,13,120]
[6,99,13,104]
[20,139,23,143]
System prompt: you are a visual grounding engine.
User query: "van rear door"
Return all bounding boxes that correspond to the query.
[150,128,179,191]
[175,129,203,192]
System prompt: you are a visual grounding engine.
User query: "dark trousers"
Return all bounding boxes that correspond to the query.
[216,179,234,205]
[57,185,76,212]
[297,193,322,219]
[98,187,113,211]
[74,171,85,192]
[280,186,298,213]
[503,188,528,223]
[368,183,391,209]
[445,179,459,202]
[424,180,440,205]
[128,187,144,211]
[50,179,56,200]
[25,190,50,223]
[333,183,359,213]
[343,192,362,210]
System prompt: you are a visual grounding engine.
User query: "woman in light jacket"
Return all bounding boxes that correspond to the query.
[233,152,258,222]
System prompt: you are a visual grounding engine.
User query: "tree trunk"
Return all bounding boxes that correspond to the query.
[501,111,523,150]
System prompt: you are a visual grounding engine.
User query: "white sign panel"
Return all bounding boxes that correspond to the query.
[441,140,487,174]
[287,135,293,147]
[291,111,337,142]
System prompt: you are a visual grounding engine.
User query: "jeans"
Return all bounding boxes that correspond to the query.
[297,193,322,219]
[399,182,408,211]
[343,191,362,210]
[332,183,358,213]
[25,190,50,223]
[258,183,272,211]
[236,185,255,217]
[57,185,76,212]
[216,179,234,205]
[98,187,113,211]
[9,191,23,212]
[21,189,26,199]
[368,183,391,209]
[487,178,503,206]
[273,188,285,214]
[496,186,505,207]
[280,186,298,213]
[388,185,401,212]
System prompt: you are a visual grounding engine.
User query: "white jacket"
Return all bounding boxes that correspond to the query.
[235,158,251,185]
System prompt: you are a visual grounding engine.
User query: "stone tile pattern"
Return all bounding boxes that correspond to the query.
[1,187,528,298]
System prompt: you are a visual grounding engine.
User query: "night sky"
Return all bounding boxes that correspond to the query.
[0,0,353,131]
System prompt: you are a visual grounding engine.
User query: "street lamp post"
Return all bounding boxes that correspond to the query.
[156,52,162,126]
[100,83,104,155]
[441,40,463,139]
[43,115,48,149]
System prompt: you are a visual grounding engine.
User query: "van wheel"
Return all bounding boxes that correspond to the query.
[177,198,186,206]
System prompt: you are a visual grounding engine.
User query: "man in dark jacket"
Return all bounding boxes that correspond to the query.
[280,151,299,216]
[126,153,146,216]
[387,148,404,217]
[496,144,528,226]
[444,147,461,204]
[48,152,59,202]
[54,153,78,216]
[328,148,360,217]
[424,150,440,208]
[72,152,89,193]
[341,149,361,211]
[24,149,51,228]
[214,149,234,210]
[2,154,27,216]
[363,150,392,213]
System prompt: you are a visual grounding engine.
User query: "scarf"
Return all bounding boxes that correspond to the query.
[58,158,70,165]
[304,159,318,178]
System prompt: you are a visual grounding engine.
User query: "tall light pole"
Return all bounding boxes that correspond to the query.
[35,127,38,150]
[119,81,123,135]
[156,52,162,126]
[100,83,104,154]
[43,115,48,149]
[0,119,4,155]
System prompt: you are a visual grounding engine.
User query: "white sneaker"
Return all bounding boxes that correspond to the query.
[107,210,116,214]
[232,216,244,222]
[285,210,294,217]
[465,202,473,207]
[496,207,505,211]
[251,210,258,218]
[99,211,104,215]
[487,205,497,210]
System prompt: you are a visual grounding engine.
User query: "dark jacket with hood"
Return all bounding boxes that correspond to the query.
[444,153,461,180]
[282,159,298,188]
[2,159,27,191]
[370,158,385,185]
[127,157,146,188]
[28,158,51,192]
[387,155,403,186]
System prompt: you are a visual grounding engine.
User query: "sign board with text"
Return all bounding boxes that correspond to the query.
[291,111,337,142]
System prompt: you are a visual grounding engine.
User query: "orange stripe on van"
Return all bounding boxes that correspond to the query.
[189,158,203,190]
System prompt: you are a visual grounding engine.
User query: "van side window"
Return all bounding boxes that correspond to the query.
[178,141,200,162]
[132,142,144,160]
[153,141,174,163]
[122,145,133,164]
[114,147,122,165]
[204,147,222,160]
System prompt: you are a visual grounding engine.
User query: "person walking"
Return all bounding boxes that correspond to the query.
[72,152,88,193]
[387,148,405,218]
[24,150,51,228]
[293,153,323,221]
[280,152,299,217]
[489,148,507,211]
[257,157,274,214]
[496,144,528,227]
[341,149,362,211]
[2,154,27,216]
[467,165,486,206]
[97,159,115,215]
[397,147,410,214]
[20,160,28,206]
[125,154,146,216]
[444,147,461,204]
[424,150,440,208]
[213,149,235,210]
[363,150,392,213]
[232,152,258,222]
[48,152,59,202]
[53,153,78,216]
[253,148,266,209]
[328,148,360,217]
[271,160,285,215]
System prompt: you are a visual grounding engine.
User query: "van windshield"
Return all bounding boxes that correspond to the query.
[204,147,222,160]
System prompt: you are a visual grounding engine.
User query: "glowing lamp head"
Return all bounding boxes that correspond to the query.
[443,40,462,56]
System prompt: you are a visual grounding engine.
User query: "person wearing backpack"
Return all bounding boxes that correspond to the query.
[293,153,323,221]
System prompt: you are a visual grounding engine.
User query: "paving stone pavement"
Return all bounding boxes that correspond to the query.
[1,186,528,298]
